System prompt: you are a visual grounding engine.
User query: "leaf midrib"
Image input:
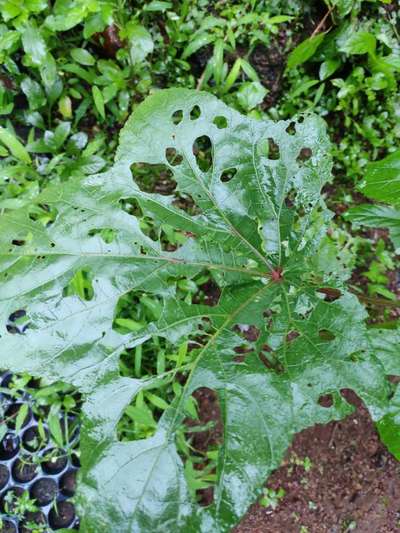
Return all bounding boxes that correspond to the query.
[0,251,269,279]
[123,281,275,529]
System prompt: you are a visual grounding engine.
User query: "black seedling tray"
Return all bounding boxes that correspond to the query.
[0,372,80,532]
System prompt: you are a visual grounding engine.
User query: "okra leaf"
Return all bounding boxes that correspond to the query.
[369,327,400,459]
[0,89,397,532]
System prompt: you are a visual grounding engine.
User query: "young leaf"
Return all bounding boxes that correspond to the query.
[286,33,325,70]
[338,29,376,56]
[0,125,31,163]
[236,81,267,111]
[71,47,96,66]
[21,24,47,67]
[14,403,29,433]
[121,22,154,65]
[0,89,397,532]
[21,77,46,110]
[21,23,57,87]
[92,86,105,120]
[182,33,216,59]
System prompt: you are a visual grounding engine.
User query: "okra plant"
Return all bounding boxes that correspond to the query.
[0,89,399,532]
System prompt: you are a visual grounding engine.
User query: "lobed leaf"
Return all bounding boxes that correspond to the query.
[0,89,398,532]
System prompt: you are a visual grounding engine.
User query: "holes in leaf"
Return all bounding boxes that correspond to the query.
[172,109,183,125]
[318,393,333,408]
[11,239,26,246]
[165,147,183,167]
[286,330,300,343]
[192,279,221,307]
[159,225,187,252]
[63,269,94,301]
[286,122,296,135]
[267,138,280,160]
[190,105,201,120]
[340,388,360,407]
[172,193,199,216]
[193,135,212,172]
[297,147,313,163]
[317,287,342,302]
[220,167,237,183]
[6,309,30,335]
[131,162,176,195]
[233,324,260,351]
[88,228,116,244]
[33,205,53,226]
[117,390,163,442]
[119,198,143,218]
[284,189,297,208]
[213,115,227,129]
[182,387,222,507]
[258,351,284,374]
[114,290,160,340]
[318,329,336,342]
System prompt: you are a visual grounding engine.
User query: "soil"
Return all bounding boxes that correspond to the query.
[190,386,400,532]
[30,477,58,506]
[236,390,400,533]
[49,500,76,528]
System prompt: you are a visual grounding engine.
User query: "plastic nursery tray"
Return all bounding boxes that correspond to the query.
[0,372,80,532]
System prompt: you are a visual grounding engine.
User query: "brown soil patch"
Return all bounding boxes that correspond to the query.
[236,391,400,533]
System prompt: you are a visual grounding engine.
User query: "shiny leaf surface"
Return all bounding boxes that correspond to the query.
[0,89,398,532]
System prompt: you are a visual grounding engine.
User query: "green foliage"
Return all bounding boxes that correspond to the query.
[0,89,399,531]
[0,125,31,163]
[0,1,399,530]
[279,3,400,181]
[259,487,286,509]
[347,150,400,252]
[286,33,326,70]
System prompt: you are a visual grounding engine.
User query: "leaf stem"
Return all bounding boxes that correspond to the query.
[311,5,335,37]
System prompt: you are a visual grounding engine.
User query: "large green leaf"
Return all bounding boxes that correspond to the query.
[0,89,397,532]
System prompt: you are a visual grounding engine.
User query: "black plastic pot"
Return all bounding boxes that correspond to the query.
[0,372,80,531]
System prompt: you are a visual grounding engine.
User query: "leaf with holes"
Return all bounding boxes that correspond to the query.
[0,89,398,532]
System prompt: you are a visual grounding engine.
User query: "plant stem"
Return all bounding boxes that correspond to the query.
[350,288,400,309]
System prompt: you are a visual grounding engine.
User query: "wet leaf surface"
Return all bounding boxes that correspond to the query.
[0,89,399,532]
